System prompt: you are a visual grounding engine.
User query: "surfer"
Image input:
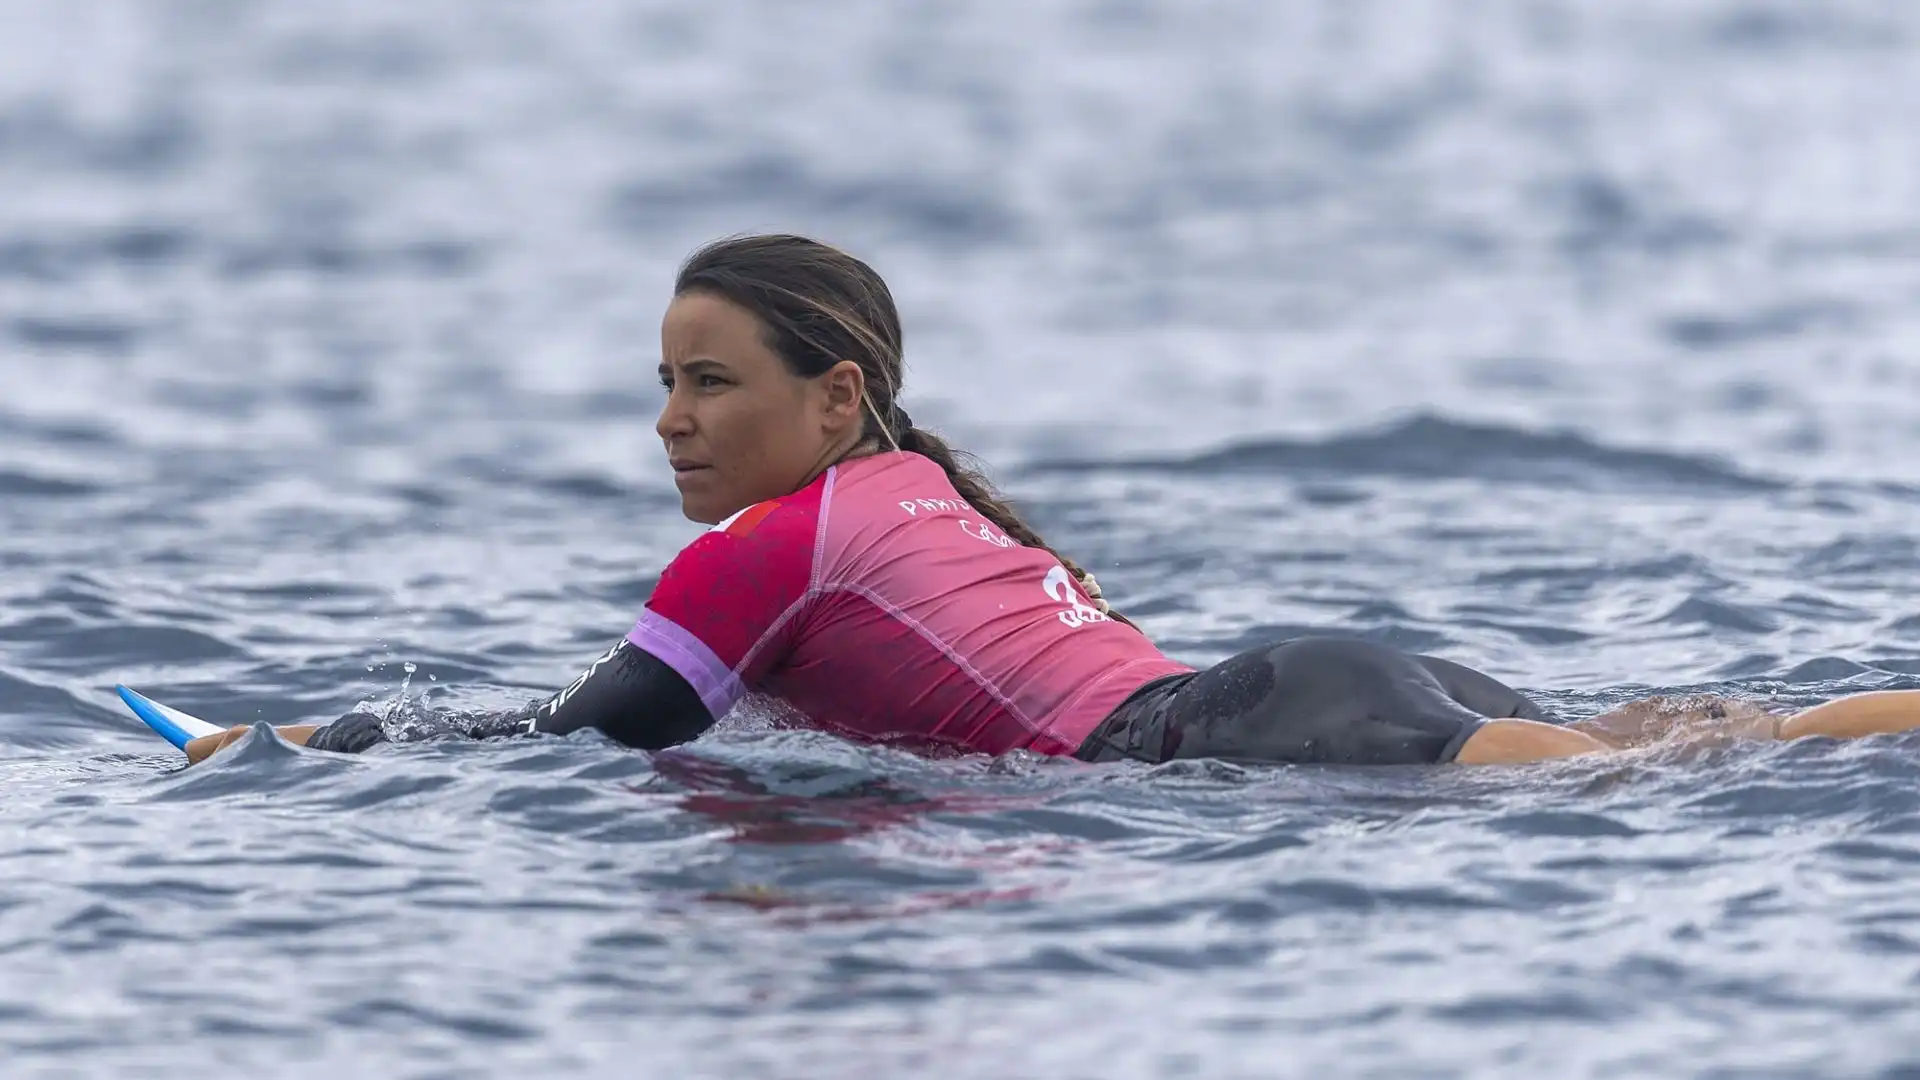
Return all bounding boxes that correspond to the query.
[183,234,1920,768]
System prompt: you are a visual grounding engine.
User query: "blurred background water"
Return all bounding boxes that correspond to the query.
[6,1,1920,1076]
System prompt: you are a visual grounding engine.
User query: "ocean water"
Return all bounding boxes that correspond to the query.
[5,0,1920,1076]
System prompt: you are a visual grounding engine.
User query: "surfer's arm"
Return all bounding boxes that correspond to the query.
[462,636,716,749]
[187,638,716,764]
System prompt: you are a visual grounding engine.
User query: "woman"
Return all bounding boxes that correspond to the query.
[185,234,1920,768]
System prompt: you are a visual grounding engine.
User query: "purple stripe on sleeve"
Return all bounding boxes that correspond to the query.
[626,609,747,720]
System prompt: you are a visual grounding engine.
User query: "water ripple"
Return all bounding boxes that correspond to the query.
[3,0,1920,1076]
[1034,414,1779,493]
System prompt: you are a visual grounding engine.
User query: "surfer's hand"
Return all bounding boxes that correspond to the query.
[184,724,322,765]
[302,711,389,754]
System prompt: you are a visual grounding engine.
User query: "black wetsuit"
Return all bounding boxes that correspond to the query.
[1073,636,1554,766]
[308,635,1552,767]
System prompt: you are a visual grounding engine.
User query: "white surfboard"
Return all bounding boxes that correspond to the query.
[116,686,225,751]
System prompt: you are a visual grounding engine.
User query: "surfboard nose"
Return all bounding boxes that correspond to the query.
[115,686,224,751]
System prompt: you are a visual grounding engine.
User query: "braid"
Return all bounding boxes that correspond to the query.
[894,424,1137,631]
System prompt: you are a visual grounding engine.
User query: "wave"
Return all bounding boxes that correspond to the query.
[1030,413,1780,492]
[0,468,100,498]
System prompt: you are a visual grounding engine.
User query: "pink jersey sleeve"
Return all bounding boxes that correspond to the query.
[624,484,823,719]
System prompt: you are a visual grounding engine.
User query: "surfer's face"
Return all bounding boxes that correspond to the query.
[656,291,866,524]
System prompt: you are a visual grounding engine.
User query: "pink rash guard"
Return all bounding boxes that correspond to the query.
[625,451,1193,756]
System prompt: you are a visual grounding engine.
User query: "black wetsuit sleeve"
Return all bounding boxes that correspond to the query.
[484,637,716,749]
[306,637,716,753]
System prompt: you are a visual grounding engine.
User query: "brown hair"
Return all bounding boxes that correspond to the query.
[675,233,1133,629]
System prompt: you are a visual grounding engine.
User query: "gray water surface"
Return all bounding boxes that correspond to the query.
[6,2,1920,1076]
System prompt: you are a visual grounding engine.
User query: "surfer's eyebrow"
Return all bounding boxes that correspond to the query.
[658,359,727,381]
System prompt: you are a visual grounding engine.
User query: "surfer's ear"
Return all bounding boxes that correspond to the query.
[815,360,865,428]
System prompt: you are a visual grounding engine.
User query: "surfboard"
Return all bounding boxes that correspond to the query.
[115,686,224,751]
